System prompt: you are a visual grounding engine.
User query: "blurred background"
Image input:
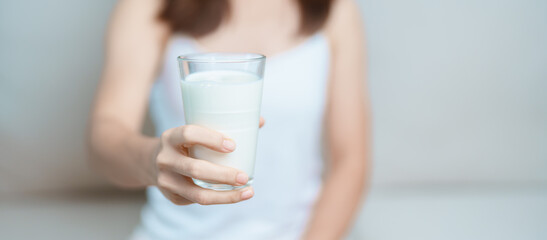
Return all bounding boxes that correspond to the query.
[1,0,546,239]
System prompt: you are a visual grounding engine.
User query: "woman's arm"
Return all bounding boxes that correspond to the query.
[302,0,371,239]
[88,0,254,205]
[88,0,168,188]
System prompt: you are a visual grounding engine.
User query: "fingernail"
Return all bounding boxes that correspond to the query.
[241,189,253,200]
[236,173,248,185]
[223,139,236,151]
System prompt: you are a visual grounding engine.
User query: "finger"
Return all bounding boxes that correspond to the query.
[171,155,249,186]
[259,117,265,128]
[168,125,235,153]
[181,182,254,205]
[160,172,254,205]
[159,187,192,205]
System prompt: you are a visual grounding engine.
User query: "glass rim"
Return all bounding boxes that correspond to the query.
[178,52,266,63]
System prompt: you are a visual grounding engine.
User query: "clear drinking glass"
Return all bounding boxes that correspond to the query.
[177,53,266,191]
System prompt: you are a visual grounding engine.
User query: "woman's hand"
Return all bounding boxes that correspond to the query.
[152,124,254,205]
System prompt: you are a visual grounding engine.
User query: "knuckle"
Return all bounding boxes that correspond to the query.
[230,193,240,203]
[172,196,186,206]
[229,170,239,184]
[215,134,225,147]
[167,194,181,205]
[220,168,239,184]
[156,174,170,189]
[160,129,172,141]
[193,191,209,205]
[155,153,169,170]
[185,162,201,178]
[220,171,236,185]
[180,125,197,140]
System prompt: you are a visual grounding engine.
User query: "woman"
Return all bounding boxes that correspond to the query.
[88,0,370,239]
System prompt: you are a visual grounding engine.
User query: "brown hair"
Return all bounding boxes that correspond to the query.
[159,0,334,37]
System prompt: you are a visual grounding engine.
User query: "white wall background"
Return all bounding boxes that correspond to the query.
[0,0,118,193]
[360,0,547,186]
[1,0,546,196]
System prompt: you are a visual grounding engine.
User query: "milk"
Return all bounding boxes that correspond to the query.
[180,70,263,188]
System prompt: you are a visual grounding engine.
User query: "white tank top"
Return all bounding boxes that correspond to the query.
[134,32,330,240]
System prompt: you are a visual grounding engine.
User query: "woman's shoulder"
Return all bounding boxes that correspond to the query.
[325,0,363,43]
[108,0,170,41]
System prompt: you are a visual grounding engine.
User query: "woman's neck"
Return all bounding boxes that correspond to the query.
[193,0,306,56]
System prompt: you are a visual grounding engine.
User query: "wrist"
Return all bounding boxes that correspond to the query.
[141,136,161,186]
[127,134,160,187]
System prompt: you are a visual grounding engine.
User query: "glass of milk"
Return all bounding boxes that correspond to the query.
[177,53,266,191]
